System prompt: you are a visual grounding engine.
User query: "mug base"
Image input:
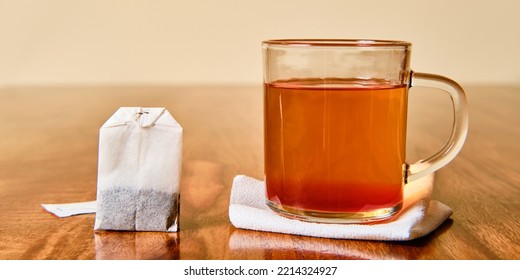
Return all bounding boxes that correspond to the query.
[266,200,402,224]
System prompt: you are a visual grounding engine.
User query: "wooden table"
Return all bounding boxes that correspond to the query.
[0,85,519,260]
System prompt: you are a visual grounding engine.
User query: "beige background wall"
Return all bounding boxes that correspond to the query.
[1,0,519,86]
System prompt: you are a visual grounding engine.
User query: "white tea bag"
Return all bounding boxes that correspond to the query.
[94,107,182,232]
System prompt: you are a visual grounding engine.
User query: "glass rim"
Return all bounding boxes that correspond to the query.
[262,39,411,47]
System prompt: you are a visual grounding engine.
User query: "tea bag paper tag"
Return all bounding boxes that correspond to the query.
[41,201,97,218]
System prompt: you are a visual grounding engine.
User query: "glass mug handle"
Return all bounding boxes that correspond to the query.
[406,71,469,183]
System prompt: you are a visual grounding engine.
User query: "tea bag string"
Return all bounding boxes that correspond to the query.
[133,107,166,128]
[134,107,150,127]
[134,108,149,120]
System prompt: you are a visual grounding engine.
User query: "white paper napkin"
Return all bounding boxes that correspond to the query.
[229,170,452,241]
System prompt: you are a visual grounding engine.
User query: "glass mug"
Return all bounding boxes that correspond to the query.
[262,39,468,223]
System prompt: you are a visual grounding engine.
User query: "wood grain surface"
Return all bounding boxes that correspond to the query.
[0,85,518,259]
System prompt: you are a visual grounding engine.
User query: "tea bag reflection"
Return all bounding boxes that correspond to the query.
[94,107,182,232]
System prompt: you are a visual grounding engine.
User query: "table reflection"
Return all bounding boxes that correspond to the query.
[228,220,452,260]
[95,231,180,260]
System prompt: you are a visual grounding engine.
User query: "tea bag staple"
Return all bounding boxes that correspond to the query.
[94,107,182,232]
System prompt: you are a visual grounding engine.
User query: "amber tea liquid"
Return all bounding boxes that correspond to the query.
[264,78,408,222]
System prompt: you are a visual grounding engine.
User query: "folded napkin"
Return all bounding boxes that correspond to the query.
[229,170,452,241]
